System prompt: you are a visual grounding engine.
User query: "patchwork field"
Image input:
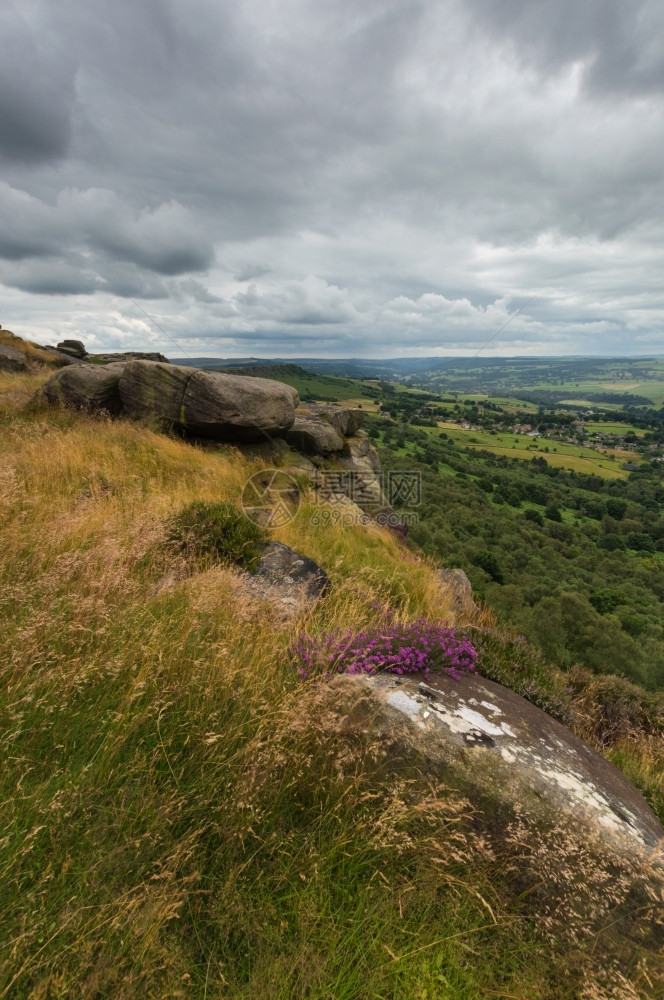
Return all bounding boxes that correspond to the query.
[432,422,636,477]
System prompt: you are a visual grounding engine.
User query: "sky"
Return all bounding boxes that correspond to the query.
[1,0,664,359]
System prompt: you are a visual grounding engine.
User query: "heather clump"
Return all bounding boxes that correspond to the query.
[291,617,477,680]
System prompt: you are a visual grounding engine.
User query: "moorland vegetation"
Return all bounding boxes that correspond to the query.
[1,354,663,998]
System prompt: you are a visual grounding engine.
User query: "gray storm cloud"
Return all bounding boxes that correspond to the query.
[0,0,663,356]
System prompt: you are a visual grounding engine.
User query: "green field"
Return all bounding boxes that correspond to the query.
[432,422,637,477]
[518,376,664,407]
[584,421,646,436]
[558,398,625,410]
[401,356,664,408]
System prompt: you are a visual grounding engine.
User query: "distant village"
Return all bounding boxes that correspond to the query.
[379,395,664,466]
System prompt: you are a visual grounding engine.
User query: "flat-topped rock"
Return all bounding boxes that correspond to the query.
[90,351,170,364]
[119,361,299,441]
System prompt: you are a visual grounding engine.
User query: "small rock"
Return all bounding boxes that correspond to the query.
[56,339,87,358]
[286,417,346,454]
[243,542,329,622]
[253,542,329,599]
[437,568,479,617]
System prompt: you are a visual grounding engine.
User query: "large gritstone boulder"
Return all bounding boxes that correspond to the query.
[337,670,664,864]
[38,363,126,413]
[118,361,299,442]
[314,670,664,950]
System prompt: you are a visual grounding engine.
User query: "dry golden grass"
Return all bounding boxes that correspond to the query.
[0,327,60,365]
[1,369,662,999]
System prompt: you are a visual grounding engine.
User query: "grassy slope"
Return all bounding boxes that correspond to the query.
[1,371,662,998]
[0,328,61,365]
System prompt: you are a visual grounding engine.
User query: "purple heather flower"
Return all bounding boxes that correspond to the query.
[291,618,477,682]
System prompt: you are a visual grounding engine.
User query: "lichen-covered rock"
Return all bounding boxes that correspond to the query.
[243,542,329,622]
[285,417,345,454]
[38,362,126,413]
[253,542,329,599]
[340,670,664,864]
[119,361,191,424]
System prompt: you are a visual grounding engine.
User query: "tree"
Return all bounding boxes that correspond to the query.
[545,502,562,522]
[472,549,505,584]
[606,498,628,521]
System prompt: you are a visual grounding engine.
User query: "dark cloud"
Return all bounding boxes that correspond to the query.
[462,0,664,97]
[0,4,75,162]
[1,0,663,355]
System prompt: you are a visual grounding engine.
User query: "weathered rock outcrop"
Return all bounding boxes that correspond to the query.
[118,361,299,441]
[437,568,479,617]
[286,417,346,454]
[337,669,664,864]
[299,403,365,437]
[0,344,29,372]
[334,429,389,512]
[38,363,126,413]
[56,339,87,359]
[94,351,170,364]
[49,340,170,365]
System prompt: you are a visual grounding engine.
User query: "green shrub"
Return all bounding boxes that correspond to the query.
[626,531,655,552]
[167,500,266,570]
[545,502,562,522]
[589,588,630,615]
[472,549,505,584]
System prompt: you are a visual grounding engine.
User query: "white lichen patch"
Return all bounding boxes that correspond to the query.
[454,704,512,737]
[535,766,645,844]
[386,689,422,717]
[415,687,517,740]
[372,676,661,859]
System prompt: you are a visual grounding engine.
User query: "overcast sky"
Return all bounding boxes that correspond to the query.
[2,0,664,358]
